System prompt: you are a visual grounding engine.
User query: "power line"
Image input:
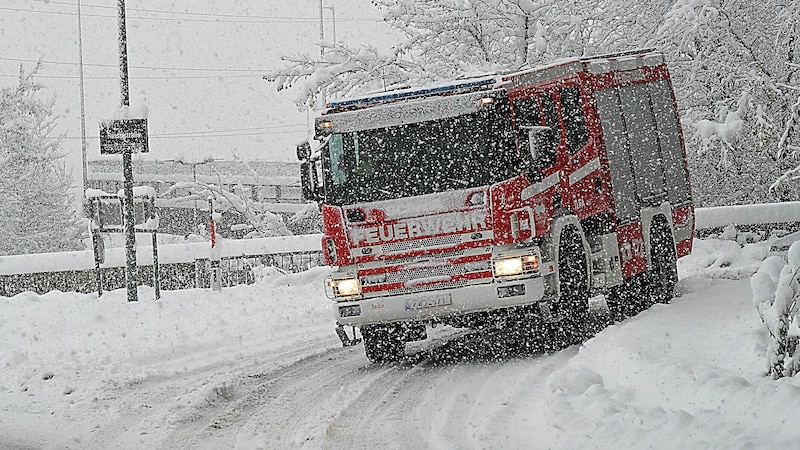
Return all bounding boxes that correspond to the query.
[61,125,308,140]
[0,56,270,73]
[0,73,263,80]
[4,4,380,24]
[156,124,307,136]
[32,0,380,22]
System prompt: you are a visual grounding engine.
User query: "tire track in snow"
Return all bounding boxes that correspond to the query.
[325,327,558,449]
[160,344,365,448]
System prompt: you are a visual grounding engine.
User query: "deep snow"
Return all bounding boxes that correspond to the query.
[2,236,800,449]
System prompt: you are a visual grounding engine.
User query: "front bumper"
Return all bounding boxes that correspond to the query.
[334,277,546,327]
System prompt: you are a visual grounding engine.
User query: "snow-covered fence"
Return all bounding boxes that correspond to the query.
[0,234,323,297]
[696,201,800,236]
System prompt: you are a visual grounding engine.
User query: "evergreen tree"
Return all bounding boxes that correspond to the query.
[0,67,82,256]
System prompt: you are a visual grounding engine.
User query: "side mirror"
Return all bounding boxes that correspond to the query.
[524,126,557,170]
[296,141,311,161]
[300,160,323,202]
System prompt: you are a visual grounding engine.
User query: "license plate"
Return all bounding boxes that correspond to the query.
[405,293,452,310]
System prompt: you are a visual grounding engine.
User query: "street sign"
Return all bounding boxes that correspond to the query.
[99,118,149,154]
[88,195,156,232]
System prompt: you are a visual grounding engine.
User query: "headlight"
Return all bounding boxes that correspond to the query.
[494,257,523,277]
[493,251,541,279]
[325,276,361,300]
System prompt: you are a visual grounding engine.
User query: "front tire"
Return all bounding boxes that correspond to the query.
[549,227,590,348]
[362,324,405,364]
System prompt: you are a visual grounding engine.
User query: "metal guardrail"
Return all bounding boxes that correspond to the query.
[8,201,800,297]
[0,250,323,297]
[0,234,324,297]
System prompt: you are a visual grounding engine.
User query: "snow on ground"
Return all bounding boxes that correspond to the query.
[0,267,339,449]
[2,236,800,448]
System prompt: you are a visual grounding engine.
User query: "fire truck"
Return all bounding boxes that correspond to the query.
[296,49,694,363]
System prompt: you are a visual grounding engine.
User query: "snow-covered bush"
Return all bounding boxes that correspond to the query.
[752,242,800,378]
[160,181,292,239]
[286,203,322,235]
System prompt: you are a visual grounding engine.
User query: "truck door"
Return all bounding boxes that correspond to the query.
[618,83,668,206]
[511,92,560,236]
[556,85,601,218]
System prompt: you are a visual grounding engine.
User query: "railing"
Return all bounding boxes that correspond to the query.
[6,200,800,297]
[0,234,323,297]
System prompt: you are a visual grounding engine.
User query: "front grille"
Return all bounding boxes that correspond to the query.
[390,249,466,265]
[385,280,470,296]
[382,234,462,253]
[361,257,492,296]
[384,261,487,284]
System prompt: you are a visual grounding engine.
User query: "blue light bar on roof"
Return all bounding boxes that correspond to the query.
[327,77,498,110]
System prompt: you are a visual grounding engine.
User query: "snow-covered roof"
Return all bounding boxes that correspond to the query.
[325,75,500,111]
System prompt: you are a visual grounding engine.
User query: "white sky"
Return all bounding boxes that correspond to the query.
[0,0,393,203]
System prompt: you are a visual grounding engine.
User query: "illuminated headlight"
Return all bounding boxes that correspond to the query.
[494,257,523,277]
[325,276,361,300]
[493,252,541,279]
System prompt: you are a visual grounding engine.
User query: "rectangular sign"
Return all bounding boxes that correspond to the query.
[405,293,452,311]
[99,118,149,155]
[89,196,156,232]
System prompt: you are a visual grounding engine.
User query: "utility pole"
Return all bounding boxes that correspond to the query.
[118,0,138,302]
[323,6,336,45]
[79,0,104,296]
[319,0,324,58]
[77,0,88,193]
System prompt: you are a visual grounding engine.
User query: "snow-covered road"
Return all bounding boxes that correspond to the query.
[4,238,800,449]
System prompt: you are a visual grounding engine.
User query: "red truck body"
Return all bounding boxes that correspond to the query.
[298,49,693,362]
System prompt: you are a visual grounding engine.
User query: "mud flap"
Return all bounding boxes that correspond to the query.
[335,324,362,347]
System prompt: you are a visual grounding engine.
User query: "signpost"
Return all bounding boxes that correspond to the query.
[99,118,149,155]
[109,0,139,302]
[87,192,161,300]
[209,197,222,291]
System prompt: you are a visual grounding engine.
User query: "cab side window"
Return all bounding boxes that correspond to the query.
[559,86,588,154]
[514,95,557,169]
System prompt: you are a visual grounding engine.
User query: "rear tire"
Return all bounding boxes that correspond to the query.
[605,273,649,322]
[606,223,678,322]
[646,227,678,304]
[362,324,405,364]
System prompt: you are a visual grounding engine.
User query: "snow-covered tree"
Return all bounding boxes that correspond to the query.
[752,243,800,379]
[268,0,800,207]
[266,0,616,110]
[160,181,292,239]
[0,67,82,256]
[657,0,800,205]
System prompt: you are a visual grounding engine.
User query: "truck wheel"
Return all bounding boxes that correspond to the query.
[647,228,678,304]
[551,227,590,347]
[362,324,405,364]
[605,274,648,322]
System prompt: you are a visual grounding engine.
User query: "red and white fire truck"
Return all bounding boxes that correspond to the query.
[297,49,694,363]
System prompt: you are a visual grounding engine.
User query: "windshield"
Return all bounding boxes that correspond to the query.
[321,97,518,206]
